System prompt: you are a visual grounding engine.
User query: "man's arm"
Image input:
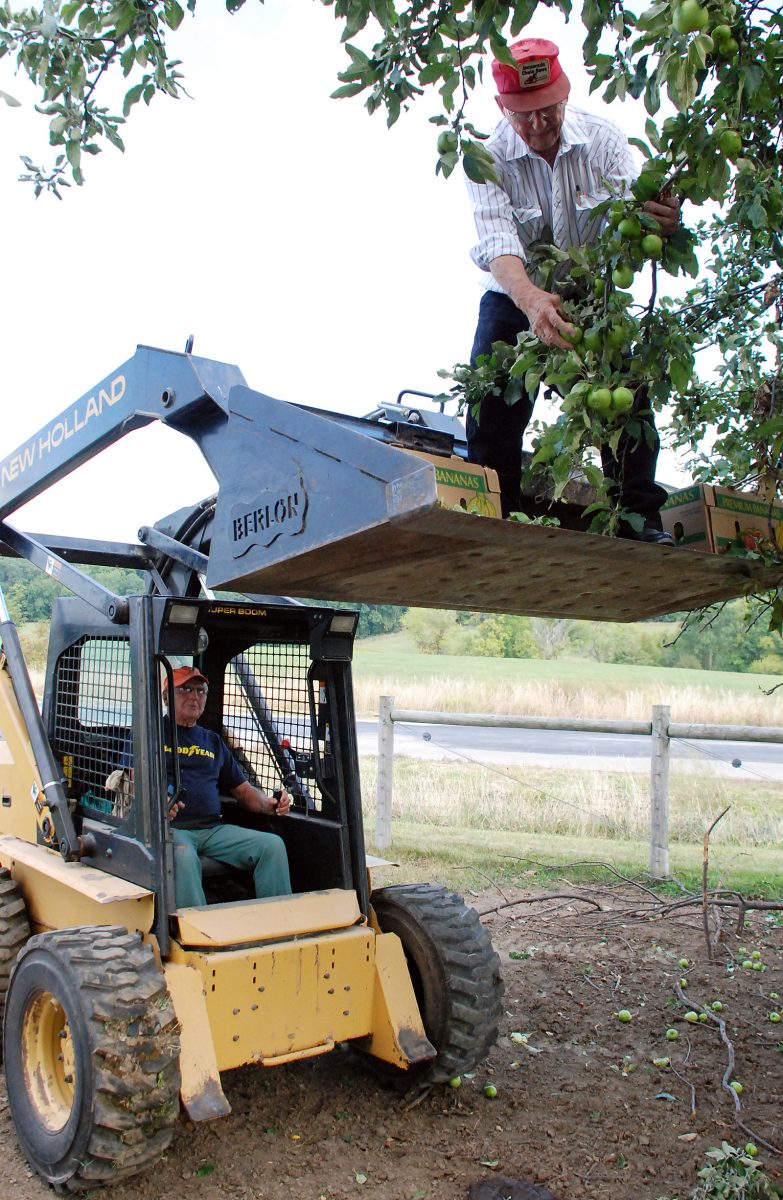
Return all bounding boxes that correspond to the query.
[490,254,577,349]
[232,780,291,817]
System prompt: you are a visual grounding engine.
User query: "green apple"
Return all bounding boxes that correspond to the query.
[484,1084,498,1098]
[730,1080,743,1094]
[684,1011,699,1023]
[449,1076,462,1089]
[769,1012,781,1023]
[618,216,643,239]
[711,1000,723,1012]
[612,264,635,290]
[611,386,635,414]
[588,387,613,415]
[745,1143,758,1157]
[666,1028,679,1040]
[583,328,603,353]
[678,958,690,969]
[719,129,742,158]
[437,130,458,154]
[673,0,709,34]
[642,233,664,260]
[606,324,629,350]
[617,1009,632,1023]
[608,202,626,228]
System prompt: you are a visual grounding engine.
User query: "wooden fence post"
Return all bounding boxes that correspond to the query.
[376,695,394,851]
[650,704,671,879]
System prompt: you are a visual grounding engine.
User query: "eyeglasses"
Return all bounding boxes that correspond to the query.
[175,684,208,696]
[505,103,563,125]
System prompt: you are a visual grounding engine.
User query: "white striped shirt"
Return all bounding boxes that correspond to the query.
[467,106,639,292]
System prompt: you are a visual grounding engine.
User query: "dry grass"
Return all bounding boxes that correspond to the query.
[359,755,783,848]
[353,675,783,726]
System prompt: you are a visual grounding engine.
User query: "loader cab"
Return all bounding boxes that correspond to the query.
[41,594,367,945]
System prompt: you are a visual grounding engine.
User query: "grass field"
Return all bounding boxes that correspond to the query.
[354,633,783,897]
[352,631,783,724]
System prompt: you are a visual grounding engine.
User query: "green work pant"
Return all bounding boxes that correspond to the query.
[172,824,292,908]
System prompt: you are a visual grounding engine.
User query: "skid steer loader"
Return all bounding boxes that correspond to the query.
[0,345,509,1192]
[0,342,778,1191]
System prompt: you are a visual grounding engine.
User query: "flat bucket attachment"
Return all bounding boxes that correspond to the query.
[205,387,783,622]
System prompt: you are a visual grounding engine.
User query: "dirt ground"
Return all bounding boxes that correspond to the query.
[1,883,781,1200]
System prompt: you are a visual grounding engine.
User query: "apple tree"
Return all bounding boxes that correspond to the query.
[2,1,782,558]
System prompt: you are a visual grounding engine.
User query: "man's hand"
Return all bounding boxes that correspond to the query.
[168,797,185,820]
[233,780,291,816]
[644,194,681,237]
[519,283,577,349]
[271,788,291,816]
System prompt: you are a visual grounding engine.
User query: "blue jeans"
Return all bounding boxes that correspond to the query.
[172,824,292,908]
[466,290,668,527]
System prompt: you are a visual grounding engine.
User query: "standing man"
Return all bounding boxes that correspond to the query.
[465,37,680,542]
[164,666,292,908]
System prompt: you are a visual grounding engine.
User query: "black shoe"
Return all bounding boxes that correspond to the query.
[634,524,676,547]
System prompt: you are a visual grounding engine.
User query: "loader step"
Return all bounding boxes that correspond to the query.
[174,887,363,947]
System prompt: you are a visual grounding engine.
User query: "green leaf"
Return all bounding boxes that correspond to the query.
[65,138,81,172]
[669,356,693,393]
[0,89,20,107]
[331,81,365,99]
[163,0,185,30]
[122,83,144,116]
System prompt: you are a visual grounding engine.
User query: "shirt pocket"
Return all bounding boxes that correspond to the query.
[512,205,544,246]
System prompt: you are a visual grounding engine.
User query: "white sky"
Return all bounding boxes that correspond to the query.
[1,1,690,545]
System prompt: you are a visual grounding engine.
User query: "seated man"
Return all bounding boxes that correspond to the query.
[164,665,292,908]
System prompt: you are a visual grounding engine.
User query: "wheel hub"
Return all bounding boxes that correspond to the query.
[21,991,76,1132]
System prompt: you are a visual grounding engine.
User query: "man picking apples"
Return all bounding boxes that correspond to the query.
[465,37,680,543]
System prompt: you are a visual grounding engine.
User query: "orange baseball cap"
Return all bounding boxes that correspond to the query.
[492,38,570,113]
[164,666,209,691]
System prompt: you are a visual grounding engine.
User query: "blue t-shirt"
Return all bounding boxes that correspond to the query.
[165,721,245,829]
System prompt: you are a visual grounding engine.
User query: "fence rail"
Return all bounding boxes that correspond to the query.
[374,696,783,877]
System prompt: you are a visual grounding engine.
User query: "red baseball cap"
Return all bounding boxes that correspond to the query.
[164,666,209,691]
[492,38,570,113]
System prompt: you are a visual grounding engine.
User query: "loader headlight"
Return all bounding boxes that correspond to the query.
[328,612,359,636]
[166,603,199,626]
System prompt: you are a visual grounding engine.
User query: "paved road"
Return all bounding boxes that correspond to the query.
[355,718,783,780]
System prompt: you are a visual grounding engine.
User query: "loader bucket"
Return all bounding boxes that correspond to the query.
[205,387,783,622]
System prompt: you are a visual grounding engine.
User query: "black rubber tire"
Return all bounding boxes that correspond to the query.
[3,925,181,1193]
[0,867,31,1042]
[370,883,504,1082]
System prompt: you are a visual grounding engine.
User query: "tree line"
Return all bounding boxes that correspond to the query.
[3,558,779,673]
[0,559,403,641]
[401,604,783,675]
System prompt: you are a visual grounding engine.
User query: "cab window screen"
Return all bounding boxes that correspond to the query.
[222,642,323,812]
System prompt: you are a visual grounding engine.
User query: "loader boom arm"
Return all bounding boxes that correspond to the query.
[0,346,246,521]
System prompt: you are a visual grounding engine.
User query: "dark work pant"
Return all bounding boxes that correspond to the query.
[465,290,668,527]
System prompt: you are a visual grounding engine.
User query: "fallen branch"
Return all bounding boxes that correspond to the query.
[703,807,731,961]
[479,892,603,917]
